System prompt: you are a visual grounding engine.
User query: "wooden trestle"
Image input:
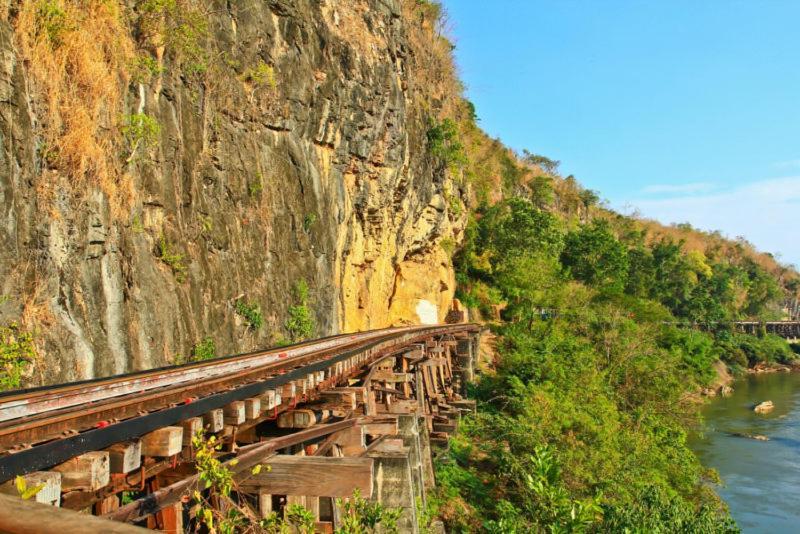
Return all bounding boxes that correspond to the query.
[0,324,481,533]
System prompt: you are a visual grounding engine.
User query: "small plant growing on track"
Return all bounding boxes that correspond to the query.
[0,323,36,392]
[235,299,263,331]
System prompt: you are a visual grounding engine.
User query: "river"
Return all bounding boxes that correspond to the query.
[691,371,800,533]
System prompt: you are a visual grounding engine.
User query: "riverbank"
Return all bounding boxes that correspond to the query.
[691,371,800,532]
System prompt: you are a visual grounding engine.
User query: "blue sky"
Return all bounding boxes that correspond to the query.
[442,0,800,266]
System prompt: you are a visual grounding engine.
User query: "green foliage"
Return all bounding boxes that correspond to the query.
[241,61,277,89]
[561,221,629,293]
[336,489,402,534]
[602,486,738,532]
[34,0,70,46]
[427,118,468,171]
[249,173,264,197]
[445,193,752,532]
[191,337,216,361]
[122,113,160,161]
[235,299,263,331]
[138,0,209,76]
[285,280,315,342]
[0,323,35,392]
[190,438,400,534]
[522,149,560,174]
[303,213,317,233]
[440,237,456,257]
[156,235,187,282]
[129,53,163,84]
[529,175,555,209]
[15,476,44,501]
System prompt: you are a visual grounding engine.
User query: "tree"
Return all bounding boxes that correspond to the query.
[561,221,629,293]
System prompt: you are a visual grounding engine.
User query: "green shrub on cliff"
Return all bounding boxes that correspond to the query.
[0,323,35,391]
[285,280,315,342]
[235,299,263,331]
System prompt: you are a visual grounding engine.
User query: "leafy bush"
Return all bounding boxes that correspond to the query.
[34,0,70,46]
[0,323,35,391]
[156,235,187,282]
[241,61,277,89]
[122,113,160,162]
[427,118,467,170]
[235,299,263,331]
[191,337,216,361]
[285,280,315,342]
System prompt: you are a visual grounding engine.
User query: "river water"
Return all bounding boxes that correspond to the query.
[691,371,800,533]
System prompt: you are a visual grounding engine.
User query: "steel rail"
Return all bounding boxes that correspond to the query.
[0,324,478,483]
[0,326,420,423]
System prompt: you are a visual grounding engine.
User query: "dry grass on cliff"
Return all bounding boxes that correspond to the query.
[12,0,135,213]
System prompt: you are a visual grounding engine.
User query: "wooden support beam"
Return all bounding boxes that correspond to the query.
[318,390,357,413]
[245,398,261,420]
[277,409,328,429]
[388,400,422,415]
[371,370,411,383]
[142,427,183,457]
[94,494,120,515]
[53,452,110,492]
[332,425,366,456]
[181,418,203,446]
[224,401,246,425]
[203,409,224,432]
[362,419,399,437]
[106,440,142,474]
[260,390,277,410]
[0,493,149,534]
[0,471,61,506]
[238,456,374,497]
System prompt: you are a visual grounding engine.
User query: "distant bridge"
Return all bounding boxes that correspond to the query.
[674,321,800,340]
[732,321,800,340]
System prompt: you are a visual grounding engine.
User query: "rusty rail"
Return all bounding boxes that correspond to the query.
[0,324,479,483]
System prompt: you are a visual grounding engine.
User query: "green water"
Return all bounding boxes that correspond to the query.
[691,372,800,533]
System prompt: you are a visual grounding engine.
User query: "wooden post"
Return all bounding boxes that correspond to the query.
[223,401,246,425]
[0,493,148,534]
[277,409,326,429]
[0,472,61,506]
[142,427,183,457]
[53,452,110,491]
[258,490,273,518]
[107,440,142,474]
[181,418,203,446]
[239,456,373,497]
[160,502,183,534]
[203,409,224,432]
[245,397,261,420]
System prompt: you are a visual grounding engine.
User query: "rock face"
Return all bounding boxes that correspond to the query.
[0,1,466,384]
[754,401,774,414]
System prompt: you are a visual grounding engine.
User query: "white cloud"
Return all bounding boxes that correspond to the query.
[640,182,716,195]
[772,159,800,171]
[623,176,800,267]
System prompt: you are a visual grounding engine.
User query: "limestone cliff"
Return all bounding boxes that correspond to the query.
[0,0,466,384]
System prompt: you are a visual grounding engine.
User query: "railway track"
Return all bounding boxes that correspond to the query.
[0,324,478,482]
